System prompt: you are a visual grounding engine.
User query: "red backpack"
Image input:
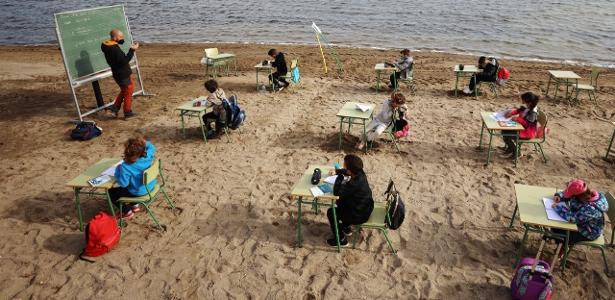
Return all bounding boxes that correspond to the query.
[80,212,121,260]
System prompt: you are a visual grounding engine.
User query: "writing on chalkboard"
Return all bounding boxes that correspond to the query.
[55,5,133,81]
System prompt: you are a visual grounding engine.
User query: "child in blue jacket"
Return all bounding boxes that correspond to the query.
[109,136,157,218]
[551,179,609,244]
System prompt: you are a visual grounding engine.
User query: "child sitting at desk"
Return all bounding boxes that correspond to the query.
[499,92,540,158]
[200,79,227,139]
[387,48,414,89]
[463,56,498,95]
[550,179,608,245]
[326,154,374,247]
[109,135,157,219]
[268,48,289,90]
[357,92,408,150]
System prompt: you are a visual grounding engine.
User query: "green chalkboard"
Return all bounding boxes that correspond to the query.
[55,5,133,81]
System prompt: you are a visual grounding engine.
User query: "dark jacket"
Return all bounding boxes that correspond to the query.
[333,170,374,223]
[271,52,288,75]
[478,60,498,81]
[101,39,134,84]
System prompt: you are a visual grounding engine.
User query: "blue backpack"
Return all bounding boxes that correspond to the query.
[223,95,246,130]
[291,67,300,84]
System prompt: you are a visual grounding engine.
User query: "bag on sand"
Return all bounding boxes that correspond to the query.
[497,66,510,86]
[70,121,102,141]
[80,212,121,261]
[511,240,562,300]
[223,95,246,130]
[384,180,405,230]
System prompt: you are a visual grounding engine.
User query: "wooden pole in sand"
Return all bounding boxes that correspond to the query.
[315,33,328,74]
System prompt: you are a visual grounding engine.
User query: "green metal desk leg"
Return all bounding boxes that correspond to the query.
[545,75,552,97]
[561,231,570,271]
[105,189,116,217]
[199,112,207,143]
[338,117,344,150]
[606,128,615,159]
[565,79,570,101]
[296,196,303,247]
[514,225,530,267]
[234,58,237,76]
[474,76,478,98]
[180,111,186,136]
[331,200,341,252]
[454,72,459,97]
[376,70,381,93]
[513,134,520,167]
[255,68,259,90]
[363,118,367,154]
[486,130,494,165]
[509,204,518,228]
[478,121,486,148]
[74,187,84,231]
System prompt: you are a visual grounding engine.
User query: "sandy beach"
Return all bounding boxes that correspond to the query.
[1,43,614,299]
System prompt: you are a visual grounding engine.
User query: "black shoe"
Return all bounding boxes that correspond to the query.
[124,111,137,119]
[327,237,349,247]
[206,129,217,139]
[342,226,353,236]
[108,105,119,117]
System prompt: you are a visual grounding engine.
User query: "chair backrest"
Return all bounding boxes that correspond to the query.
[604,192,615,230]
[537,111,548,142]
[204,48,219,58]
[590,68,600,87]
[143,159,161,186]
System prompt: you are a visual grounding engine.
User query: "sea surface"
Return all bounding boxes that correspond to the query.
[1,0,614,66]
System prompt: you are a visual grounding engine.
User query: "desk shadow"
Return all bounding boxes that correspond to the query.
[193,202,338,252]
[168,72,201,82]
[440,282,510,299]
[44,233,84,255]
[5,191,107,230]
[0,88,74,121]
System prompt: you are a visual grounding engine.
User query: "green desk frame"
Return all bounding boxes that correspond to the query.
[606,123,615,160]
[544,70,580,104]
[291,165,341,252]
[66,158,121,231]
[176,99,209,143]
[454,65,478,97]
[375,63,397,93]
[478,112,523,166]
[255,63,276,92]
[337,102,375,154]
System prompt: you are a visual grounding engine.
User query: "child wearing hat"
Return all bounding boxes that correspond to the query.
[550,179,609,244]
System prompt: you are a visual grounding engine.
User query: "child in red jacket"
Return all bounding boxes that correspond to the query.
[501,92,540,158]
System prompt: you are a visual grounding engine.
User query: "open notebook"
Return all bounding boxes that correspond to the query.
[542,197,567,222]
[355,103,371,112]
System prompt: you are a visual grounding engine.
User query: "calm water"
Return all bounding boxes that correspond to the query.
[2,0,615,66]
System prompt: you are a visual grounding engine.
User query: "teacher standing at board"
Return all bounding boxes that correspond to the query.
[101,29,139,119]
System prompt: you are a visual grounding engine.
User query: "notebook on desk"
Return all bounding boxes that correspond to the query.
[355,103,371,112]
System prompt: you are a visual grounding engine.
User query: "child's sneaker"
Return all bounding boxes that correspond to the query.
[108,105,119,117]
[121,210,134,219]
[463,87,472,95]
[342,227,353,237]
[130,204,142,213]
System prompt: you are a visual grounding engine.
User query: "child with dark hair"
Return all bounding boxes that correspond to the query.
[463,56,498,95]
[109,135,157,218]
[499,92,540,158]
[326,154,374,247]
[268,48,289,90]
[200,79,227,138]
[550,179,608,245]
[388,49,414,89]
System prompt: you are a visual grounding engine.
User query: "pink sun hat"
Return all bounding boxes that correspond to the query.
[562,179,588,198]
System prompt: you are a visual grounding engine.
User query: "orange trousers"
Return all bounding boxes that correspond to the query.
[114,76,135,113]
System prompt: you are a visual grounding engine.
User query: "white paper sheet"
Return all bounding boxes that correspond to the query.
[310,186,324,197]
[355,103,371,112]
[324,175,338,185]
[491,110,512,121]
[542,197,568,222]
[101,160,123,177]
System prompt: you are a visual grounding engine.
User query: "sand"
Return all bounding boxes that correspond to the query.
[0,43,615,299]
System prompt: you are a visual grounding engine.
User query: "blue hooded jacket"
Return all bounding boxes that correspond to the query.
[553,191,608,241]
[114,141,157,196]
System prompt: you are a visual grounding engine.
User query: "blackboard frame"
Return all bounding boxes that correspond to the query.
[54,5,148,121]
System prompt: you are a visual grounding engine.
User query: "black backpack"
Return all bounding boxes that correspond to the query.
[384,180,405,230]
[70,121,102,141]
[222,95,246,130]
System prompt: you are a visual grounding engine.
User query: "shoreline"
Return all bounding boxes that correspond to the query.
[2,41,613,68]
